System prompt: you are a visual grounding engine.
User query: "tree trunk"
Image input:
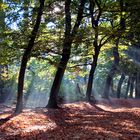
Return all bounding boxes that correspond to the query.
[86,47,100,102]
[103,66,116,98]
[86,0,102,102]
[15,0,45,114]
[0,78,4,103]
[0,0,6,103]
[46,47,71,108]
[76,83,82,95]
[110,80,115,96]
[83,45,89,85]
[0,65,8,103]
[103,40,120,99]
[117,73,125,98]
[129,76,134,98]
[135,71,140,98]
[47,0,85,108]
[125,77,130,99]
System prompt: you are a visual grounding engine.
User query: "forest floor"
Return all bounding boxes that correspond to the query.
[0,99,140,140]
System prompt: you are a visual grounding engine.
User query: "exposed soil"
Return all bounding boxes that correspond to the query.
[0,99,140,140]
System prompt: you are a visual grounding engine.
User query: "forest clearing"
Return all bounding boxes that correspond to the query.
[0,0,140,139]
[0,99,140,140]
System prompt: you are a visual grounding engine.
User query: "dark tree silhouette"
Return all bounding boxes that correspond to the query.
[47,0,85,108]
[103,40,120,99]
[15,0,45,114]
[117,73,125,98]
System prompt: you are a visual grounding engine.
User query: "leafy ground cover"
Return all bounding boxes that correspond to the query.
[0,99,140,140]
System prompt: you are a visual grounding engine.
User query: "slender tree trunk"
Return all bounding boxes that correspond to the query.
[103,40,120,99]
[47,46,71,108]
[83,45,89,85]
[0,1,6,102]
[110,80,115,96]
[86,47,100,102]
[103,0,125,99]
[103,66,116,98]
[47,0,85,108]
[83,58,88,85]
[15,0,45,114]
[135,71,140,98]
[117,73,125,98]
[76,83,82,95]
[125,76,130,99]
[0,65,8,103]
[0,78,4,103]
[85,0,102,102]
[129,76,134,98]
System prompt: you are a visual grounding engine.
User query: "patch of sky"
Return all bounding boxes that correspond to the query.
[47,22,56,29]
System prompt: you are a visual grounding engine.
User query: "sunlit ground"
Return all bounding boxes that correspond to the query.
[0,99,140,140]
